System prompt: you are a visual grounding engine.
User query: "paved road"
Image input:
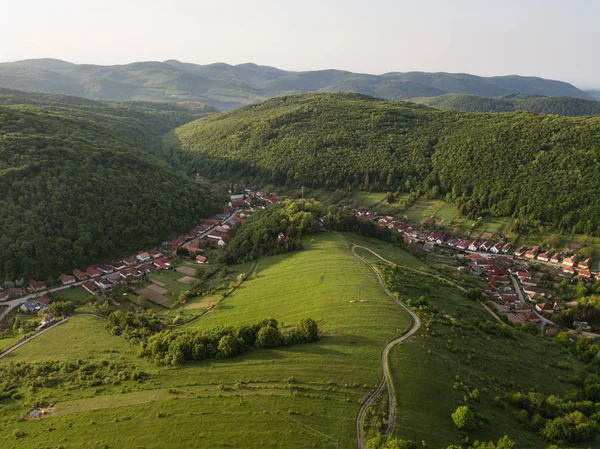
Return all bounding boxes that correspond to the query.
[351,245,421,449]
[0,209,243,324]
[509,275,553,325]
[0,318,70,359]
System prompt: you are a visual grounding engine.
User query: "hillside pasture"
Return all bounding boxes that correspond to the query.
[0,233,413,449]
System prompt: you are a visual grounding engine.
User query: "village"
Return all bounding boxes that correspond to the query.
[1,188,598,337]
[353,209,599,332]
[0,185,279,327]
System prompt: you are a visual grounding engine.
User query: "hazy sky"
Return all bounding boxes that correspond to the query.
[1,0,598,87]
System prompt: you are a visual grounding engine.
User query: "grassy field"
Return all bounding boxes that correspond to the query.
[0,233,413,449]
[51,286,92,303]
[381,266,586,448]
[0,231,592,448]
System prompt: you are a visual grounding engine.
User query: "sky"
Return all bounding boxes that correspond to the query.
[1,0,598,88]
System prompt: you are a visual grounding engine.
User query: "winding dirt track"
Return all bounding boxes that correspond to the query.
[351,245,421,449]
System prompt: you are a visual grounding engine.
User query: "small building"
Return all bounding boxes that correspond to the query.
[108,261,126,271]
[196,255,208,264]
[563,266,576,276]
[550,253,563,264]
[516,271,532,281]
[59,274,75,285]
[563,255,578,267]
[468,241,480,252]
[514,246,528,257]
[39,313,57,328]
[122,257,137,266]
[97,265,113,274]
[73,269,88,280]
[149,248,161,258]
[82,280,100,295]
[6,288,24,298]
[501,243,513,253]
[456,240,470,251]
[86,266,101,277]
[579,269,593,279]
[491,242,503,253]
[537,251,554,262]
[154,257,171,270]
[536,303,554,313]
[479,241,492,251]
[578,258,592,270]
[573,321,591,330]
[29,280,47,292]
[21,299,41,314]
[137,252,151,263]
[524,248,539,260]
[36,296,52,306]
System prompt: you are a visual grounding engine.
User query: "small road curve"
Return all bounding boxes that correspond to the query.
[354,245,504,325]
[351,245,421,449]
[509,275,553,325]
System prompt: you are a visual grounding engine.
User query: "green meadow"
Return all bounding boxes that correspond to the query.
[0,233,412,449]
[0,232,590,448]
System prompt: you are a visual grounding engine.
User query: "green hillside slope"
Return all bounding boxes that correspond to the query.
[412,93,600,116]
[0,59,592,110]
[167,92,600,234]
[0,92,223,281]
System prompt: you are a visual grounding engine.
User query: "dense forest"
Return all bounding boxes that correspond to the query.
[167,93,600,234]
[411,93,600,116]
[0,92,224,282]
[221,199,397,264]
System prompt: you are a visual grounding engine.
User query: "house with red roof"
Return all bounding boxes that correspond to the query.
[122,257,137,266]
[36,296,52,306]
[153,257,171,270]
[59,274,76,285]
[196,255,208,264]
[82,281,99,295]
[29,280,47,292]
[86,266,101,277]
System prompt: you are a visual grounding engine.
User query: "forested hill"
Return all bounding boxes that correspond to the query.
[0,88,218,150]
[167,92,600,234]
[0,93,224,282]
[0,58,592,110]
[411,93,600,116]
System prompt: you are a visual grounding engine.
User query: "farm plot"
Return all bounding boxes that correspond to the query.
[136,287,169,305]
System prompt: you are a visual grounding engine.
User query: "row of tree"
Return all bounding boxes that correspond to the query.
[141,318,319,366]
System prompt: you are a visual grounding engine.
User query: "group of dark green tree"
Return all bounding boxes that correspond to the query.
[106,310,318,366]
[167,92,600,235]
[219,198,398,264]
[0,90,224,282]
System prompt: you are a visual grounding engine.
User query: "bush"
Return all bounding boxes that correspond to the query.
[451,405,475,430]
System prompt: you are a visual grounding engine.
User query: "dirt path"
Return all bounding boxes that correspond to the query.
[353,245,504,325]
[0,318,69,359]
[350,245,421,449]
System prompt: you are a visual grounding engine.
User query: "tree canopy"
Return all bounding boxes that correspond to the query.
[0,92,223,281]
[169,92,600,234]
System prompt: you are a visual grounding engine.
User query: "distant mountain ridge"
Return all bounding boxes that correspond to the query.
[0,58,593,110]
[410,93,600,116]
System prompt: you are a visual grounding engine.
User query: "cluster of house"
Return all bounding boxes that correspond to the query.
[0,279,52,301]
[463,253,554,324]
[513,247,596,280]
[227,184,279,209]
[68,254,173,296]
[355,210,599,283]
